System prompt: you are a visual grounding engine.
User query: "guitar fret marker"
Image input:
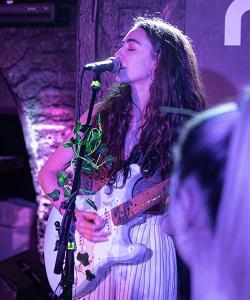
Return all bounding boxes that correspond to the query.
[111,177,170,225]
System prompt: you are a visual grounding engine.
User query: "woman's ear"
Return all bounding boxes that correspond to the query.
[174,175,210,231]
[170,176,196,236]
[170,175,212,265]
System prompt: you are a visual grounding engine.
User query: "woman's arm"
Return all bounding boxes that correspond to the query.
[38,103,103,208]
[38,102,109,242]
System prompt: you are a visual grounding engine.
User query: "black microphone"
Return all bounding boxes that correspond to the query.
[84,57,121,73]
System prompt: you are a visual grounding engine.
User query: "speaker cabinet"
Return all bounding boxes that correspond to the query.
[0,250,52,300]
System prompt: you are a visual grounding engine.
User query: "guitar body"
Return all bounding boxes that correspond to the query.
[44,164,148,299]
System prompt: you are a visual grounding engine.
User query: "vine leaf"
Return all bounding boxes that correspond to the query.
[73,120,83,134]
[82,157,97,174]
[55,114,115,213]
[81,124,93,135]
[63,141,73,149]
[83,168,92,175]
[64,186,71,197]
[105,155,116,166]
[85,198,97,211]
[96,143,108,154]
[62,137,76,149]
[76,133,82,144]
[57,171,69,187]
[80,189,95,195]
[47,189,60,201]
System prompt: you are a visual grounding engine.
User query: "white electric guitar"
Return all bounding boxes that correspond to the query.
[44,164,170,299]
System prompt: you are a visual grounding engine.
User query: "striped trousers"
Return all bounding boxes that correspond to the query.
[82,214,177,300]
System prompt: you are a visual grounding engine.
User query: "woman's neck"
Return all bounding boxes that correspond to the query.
[123,82,151,158]
[131,81,151,112]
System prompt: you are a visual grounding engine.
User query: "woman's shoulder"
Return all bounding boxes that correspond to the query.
[80,101,105,123]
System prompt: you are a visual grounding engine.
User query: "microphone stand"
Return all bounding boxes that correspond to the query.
[53,71,102,300]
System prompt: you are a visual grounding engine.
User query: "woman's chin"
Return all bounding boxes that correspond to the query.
[116,78,130,84]
[116,71,130,84]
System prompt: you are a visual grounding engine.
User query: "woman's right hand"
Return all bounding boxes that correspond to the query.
[75,211,110,243]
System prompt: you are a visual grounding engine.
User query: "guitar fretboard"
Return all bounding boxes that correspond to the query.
[111,178,170,226]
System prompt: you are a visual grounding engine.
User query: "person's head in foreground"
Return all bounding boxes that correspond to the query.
[170,94,250,300]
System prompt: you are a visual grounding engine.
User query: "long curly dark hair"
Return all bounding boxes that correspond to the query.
[93,17,205,184]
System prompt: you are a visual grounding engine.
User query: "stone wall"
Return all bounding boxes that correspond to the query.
[0,7,77,250]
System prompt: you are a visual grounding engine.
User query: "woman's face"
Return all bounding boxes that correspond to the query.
[115,27,157,85]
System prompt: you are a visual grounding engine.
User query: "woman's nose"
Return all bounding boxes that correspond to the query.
[115,46,123,59]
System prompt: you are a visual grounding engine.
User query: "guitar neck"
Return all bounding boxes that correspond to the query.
[111,178,170,226]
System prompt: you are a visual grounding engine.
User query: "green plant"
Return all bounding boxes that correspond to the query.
[47,113,115,210]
